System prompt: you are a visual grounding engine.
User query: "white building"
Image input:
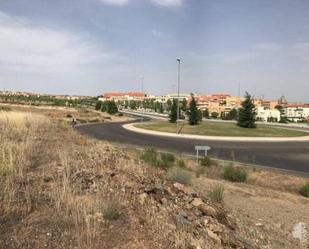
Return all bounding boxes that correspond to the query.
[285,104,309,122]
[256,107,281,122]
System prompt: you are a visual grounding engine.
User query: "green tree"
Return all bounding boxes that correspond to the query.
[237,92,257,128]
[188,94,200,125]
[107,101,118,115]
[181,99,187,112]
[169,99,178,123]
[225,109,238,120]
[203,109,209,119]
[130,100,137,110]
[95,101,102,110]
[211,112,219,119]
[166,99,172,112]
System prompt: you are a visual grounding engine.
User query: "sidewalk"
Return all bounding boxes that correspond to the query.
[123,123,309,142]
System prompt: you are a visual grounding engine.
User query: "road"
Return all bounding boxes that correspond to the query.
[76,121,309,176]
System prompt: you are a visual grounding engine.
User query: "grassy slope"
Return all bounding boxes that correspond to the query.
[136,121,308,137]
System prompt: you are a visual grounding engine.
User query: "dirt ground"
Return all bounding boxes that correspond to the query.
[1,105,308,249]
[194,177,309,249]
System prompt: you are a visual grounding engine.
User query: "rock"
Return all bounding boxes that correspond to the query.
[173,182,196,196]
[176,214,192,228]
[201,217,209,226]
[191,198,204,207]
[292,222,307,244]
[198,204,218,217]
[206,228,221,244]
[255,223,263,227]
[139,193,148,205]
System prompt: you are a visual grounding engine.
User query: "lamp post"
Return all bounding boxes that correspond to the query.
[176,58,181,133]
[140,75,144,123]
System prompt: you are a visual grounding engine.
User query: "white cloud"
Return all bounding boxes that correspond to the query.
[0,11,115,71]
[96,0,129,6]
[150,0,183,7]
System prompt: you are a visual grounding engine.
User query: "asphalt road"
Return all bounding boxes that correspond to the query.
[76,121,309,176]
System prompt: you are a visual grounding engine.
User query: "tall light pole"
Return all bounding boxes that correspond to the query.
[176,58,181,133]
[140,75,144,123]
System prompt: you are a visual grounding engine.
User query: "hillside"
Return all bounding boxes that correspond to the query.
[0,107,308,249]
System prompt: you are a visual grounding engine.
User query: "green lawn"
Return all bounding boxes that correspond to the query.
[135,121,308,137]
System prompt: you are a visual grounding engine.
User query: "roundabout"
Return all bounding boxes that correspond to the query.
[76,120,309,176]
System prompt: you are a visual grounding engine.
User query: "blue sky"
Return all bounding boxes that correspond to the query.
[1,0,309,102]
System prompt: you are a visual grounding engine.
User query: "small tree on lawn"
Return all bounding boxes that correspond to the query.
[226,108,238,120]
[203,108,210,119]
[237,92,256,128]
[188,93,200,125]
[169,99,177,123]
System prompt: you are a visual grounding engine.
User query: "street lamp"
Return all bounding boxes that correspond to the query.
[176,58,181,133]
[140,75,144,123]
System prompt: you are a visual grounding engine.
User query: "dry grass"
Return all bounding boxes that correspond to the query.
[0,110,171,248]
[1,108,308,249]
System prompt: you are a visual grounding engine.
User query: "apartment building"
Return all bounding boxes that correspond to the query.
[285,104,309,121]
[98,92,146,102]
[256,106,281,122]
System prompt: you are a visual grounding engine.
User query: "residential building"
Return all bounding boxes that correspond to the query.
[256,107,281,122]
[285,104,309,122]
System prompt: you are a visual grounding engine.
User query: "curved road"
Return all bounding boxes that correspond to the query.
[76,121,309,176]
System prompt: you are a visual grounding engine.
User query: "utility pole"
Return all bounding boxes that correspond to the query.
[176,58,181,133]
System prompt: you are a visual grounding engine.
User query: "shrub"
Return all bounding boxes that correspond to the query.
[299,183,309,197]
[223,165,247,182]
[103,198,122,220]
[195,166,206,178]
[0,106,11,112]
[209,185,224,202]
[66,114,73,118]
[161,152,175,164]
[199,156,212,167]
[140,148,158,166]
[168,168,192,185]
[177,159,186,168]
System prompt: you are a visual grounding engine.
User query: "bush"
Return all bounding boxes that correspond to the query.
[140,148,158,166]
[223,165,247,182]
[66,114,73,118]
[299,183,309,197]
[209,185,224,202]
[177,159,186,168]
[103,198,122,220]
[195,166,206,178]
[0,106,11,112]
[161,153,175,164]
[199,156,212,167]
[168,168,192,185]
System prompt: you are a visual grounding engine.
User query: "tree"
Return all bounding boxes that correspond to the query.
[166,99,172,112]
[169,99,177,123]
[203,109,209,119]
[130,100,137,110]
[107,101,118,115]
[181,99,187,112]
[237,92,257,128]
[225,109,238,120]
[211,112,219,119]
[188,94,200,125]
[95,101,102,111]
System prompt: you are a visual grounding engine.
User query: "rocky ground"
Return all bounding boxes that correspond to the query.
[0,107,308,249]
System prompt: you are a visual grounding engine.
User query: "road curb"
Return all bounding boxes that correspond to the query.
[123,123,309,142]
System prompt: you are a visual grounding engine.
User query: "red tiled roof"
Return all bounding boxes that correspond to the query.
[287,104,309,108]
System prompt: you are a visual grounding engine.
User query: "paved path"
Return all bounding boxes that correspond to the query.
[76,121,309,176]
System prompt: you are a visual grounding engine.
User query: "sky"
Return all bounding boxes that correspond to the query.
[1,0,309,102]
